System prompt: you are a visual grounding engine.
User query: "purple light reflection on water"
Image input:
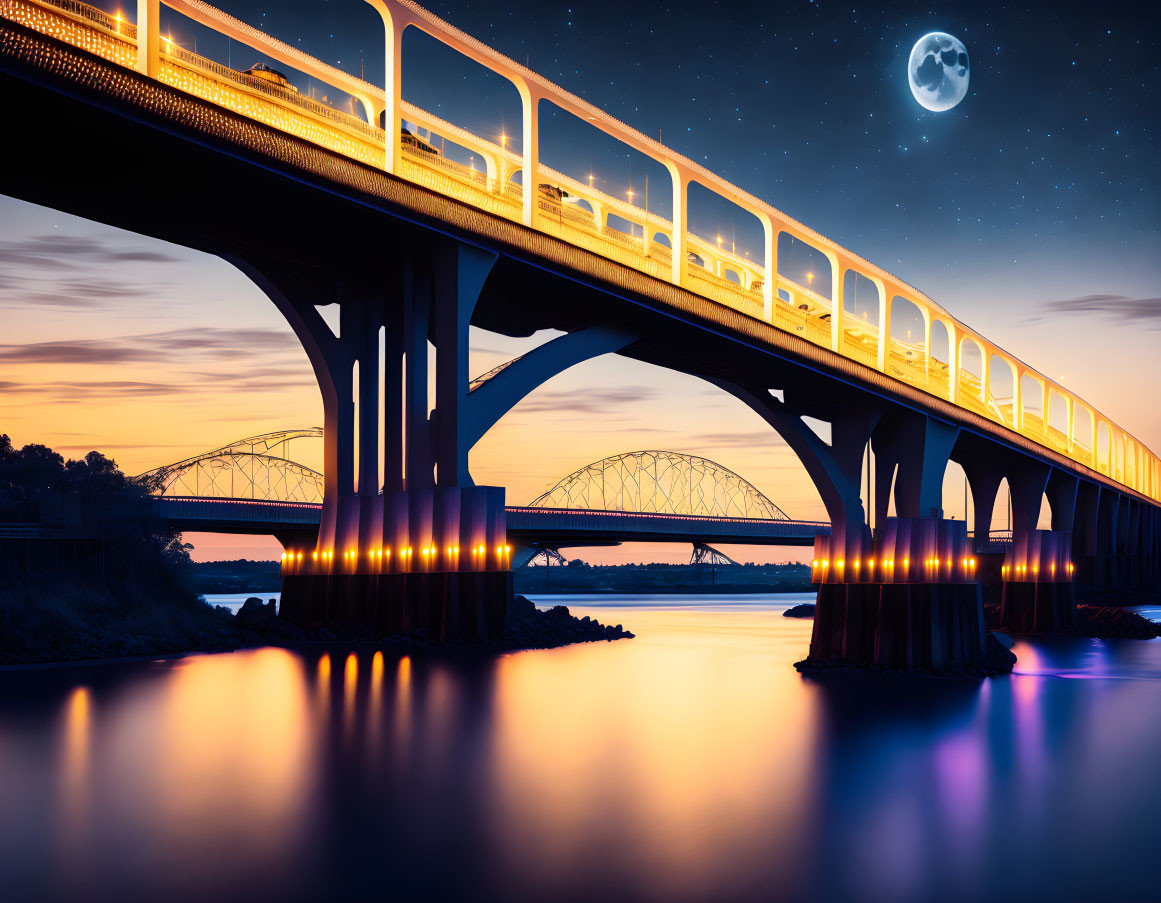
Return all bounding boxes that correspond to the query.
[1,595,1160,902]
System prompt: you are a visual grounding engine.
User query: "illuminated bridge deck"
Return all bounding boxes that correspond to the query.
[0,0,1156,506]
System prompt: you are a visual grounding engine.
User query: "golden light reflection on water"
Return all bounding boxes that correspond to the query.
[56,685,92,872]
[368,650,385,758]
[488,607,821,896]
[7,604,1161,900]
[343,653,358,737]
[394,655,412,752]
[317,652,332,717]
[146,649,313,861]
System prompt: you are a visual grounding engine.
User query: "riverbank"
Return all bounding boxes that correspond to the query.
[0,589,634,666]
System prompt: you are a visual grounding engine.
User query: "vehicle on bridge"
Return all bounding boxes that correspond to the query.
[242,62,298,94]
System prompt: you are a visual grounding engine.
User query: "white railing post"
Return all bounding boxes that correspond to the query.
[136,0,160,78]
[518,82,539,227]
[761,219,775,321]
[946,323,958,404]
[922,310,932,386]
[876,292,892,372]
[979,350,990,405]
[668,165,687,287]
[1011,365,1021,430]
[364,1,404,175]
[831,262,842,352]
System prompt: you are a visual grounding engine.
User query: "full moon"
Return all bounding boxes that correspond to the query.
[908,32,970,112]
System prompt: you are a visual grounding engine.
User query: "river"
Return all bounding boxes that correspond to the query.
[1,593,1160,902]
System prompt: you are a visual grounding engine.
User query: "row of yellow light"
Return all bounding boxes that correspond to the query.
[811,556,977,569]
[811,556,978,575]
[1002,562,1074,578]
[282,544,511,563]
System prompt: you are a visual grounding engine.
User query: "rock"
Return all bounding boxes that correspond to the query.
[985,600,1160,639]
[499,595,634,650]
[1076,605,1160,639]
[984,632,1018,670]
[783,603,817,619]
[234,596,307,641]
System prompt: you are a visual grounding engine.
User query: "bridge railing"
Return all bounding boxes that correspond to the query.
[5,0,1158,504]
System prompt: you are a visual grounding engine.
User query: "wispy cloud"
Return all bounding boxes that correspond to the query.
[0,234,183,268]
[687,430,787,449]
[0,328,299,365]
[1035,294,1161,327]
[0,234,184,310]
[514,387,659,416]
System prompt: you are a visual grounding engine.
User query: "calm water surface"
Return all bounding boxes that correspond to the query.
[2,593,1161,902]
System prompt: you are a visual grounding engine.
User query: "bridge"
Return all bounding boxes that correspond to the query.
[2,0,1158,668]
[142,433,828,562]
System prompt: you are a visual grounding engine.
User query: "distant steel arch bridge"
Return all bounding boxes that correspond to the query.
[142,438,827,554]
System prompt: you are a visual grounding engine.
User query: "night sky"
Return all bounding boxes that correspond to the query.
[159,0,1160,289]
[2,0,1158,560]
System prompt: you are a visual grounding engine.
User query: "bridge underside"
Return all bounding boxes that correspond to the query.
[3,25,1158,661]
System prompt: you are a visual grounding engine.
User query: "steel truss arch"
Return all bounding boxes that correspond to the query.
[139,429,324,503]
[528,450,790,520]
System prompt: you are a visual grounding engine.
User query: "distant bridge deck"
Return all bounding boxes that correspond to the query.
[152,496,830,547]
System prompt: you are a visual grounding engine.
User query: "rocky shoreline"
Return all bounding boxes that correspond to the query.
[231,594,635,653]
[982,602,1161,639]
[0,589,635,666]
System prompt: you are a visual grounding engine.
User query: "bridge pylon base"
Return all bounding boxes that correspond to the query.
[801,582,999,675]
[999,581,1077,634]
[997,529,1077,632]
[280,571,511,643]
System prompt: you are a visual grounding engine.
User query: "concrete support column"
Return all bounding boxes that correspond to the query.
[1008,459,1051,539]
[888,416,959,520]
[871,437,897,537]
[962,462,1003,545]
[358,299,381,496]
[1096,489,1121,589]
[1073,481,1100,585]
[432,244,497,487]
[1127,498,1141,588]
[1047,469,1079,534]
[383,302,405,494]
[403,260,432,492]
[1115,492,1130,589]
[136,0,160,79]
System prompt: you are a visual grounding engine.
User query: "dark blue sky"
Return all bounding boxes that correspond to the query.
[140,0,1160,299]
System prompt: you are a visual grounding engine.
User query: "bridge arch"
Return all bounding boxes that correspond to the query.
[140,429,324,503]
[528,450,791,521]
